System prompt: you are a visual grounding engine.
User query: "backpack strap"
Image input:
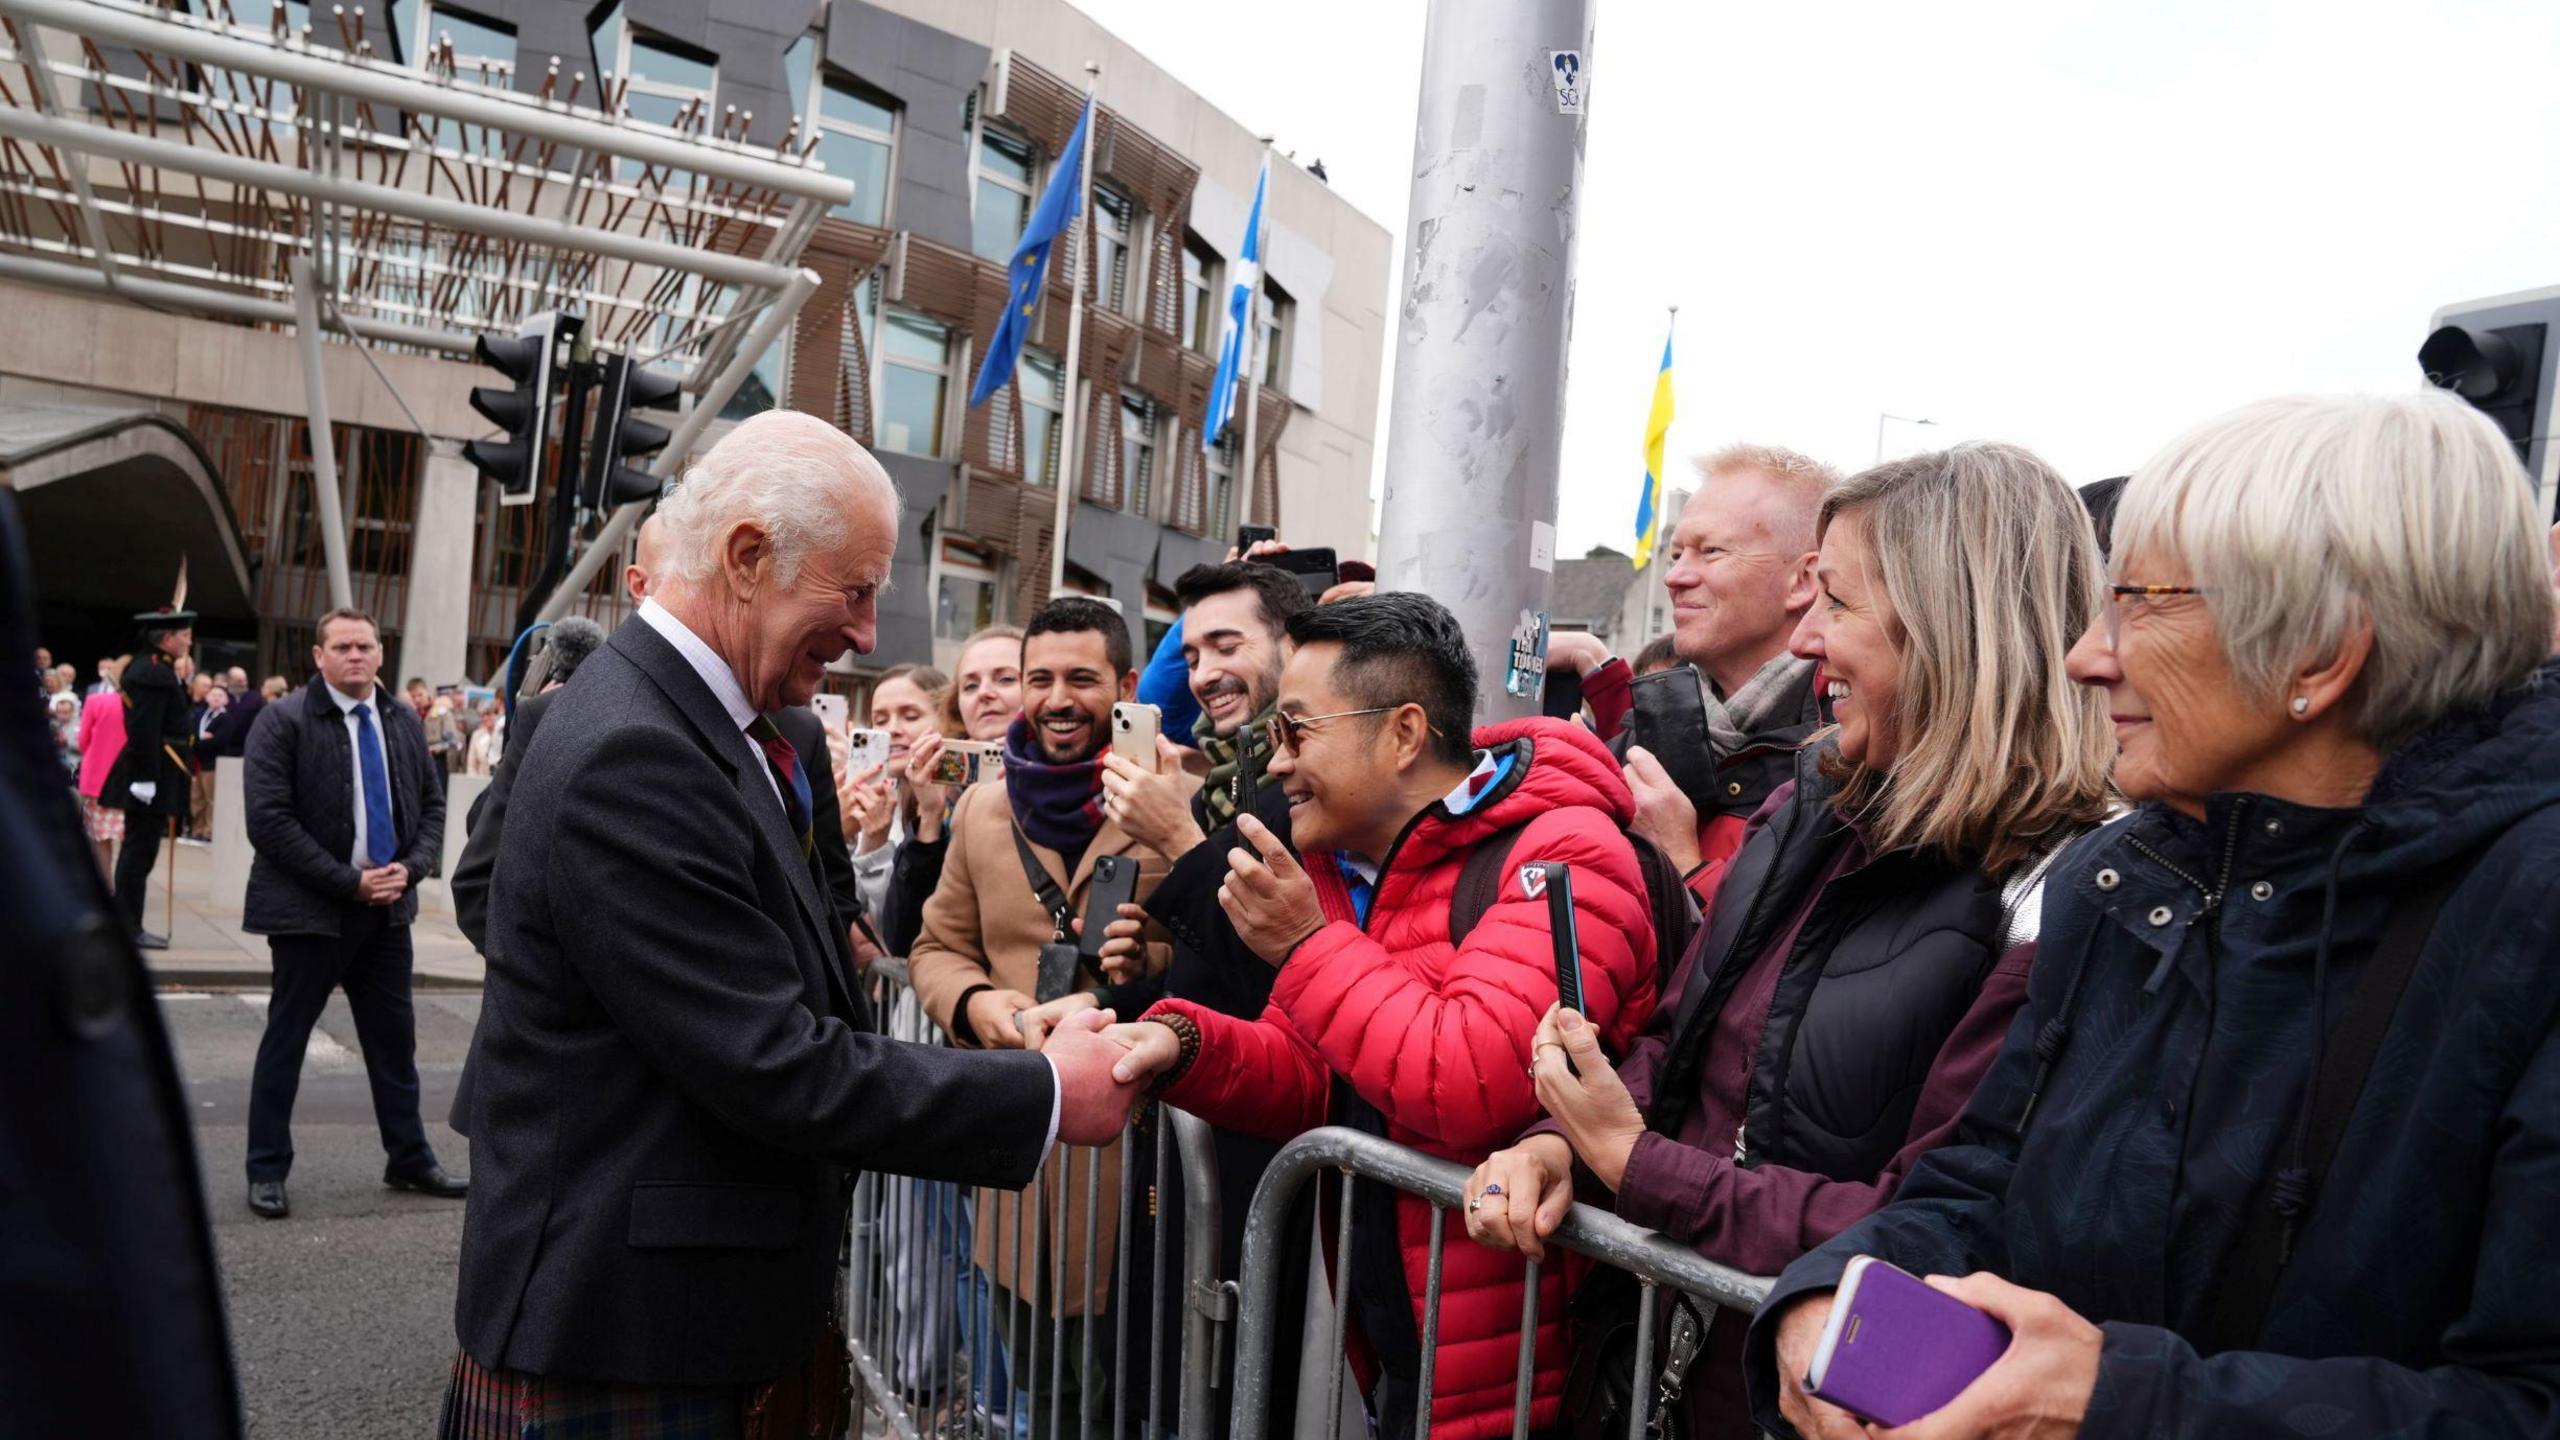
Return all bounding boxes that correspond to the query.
[2202,862,2461,1353]
[1449,820,1534,944]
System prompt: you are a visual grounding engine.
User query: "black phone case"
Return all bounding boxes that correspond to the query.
[1627,666,1722,814]
[1542,861,1584,1014]
[1079,854,1140,960]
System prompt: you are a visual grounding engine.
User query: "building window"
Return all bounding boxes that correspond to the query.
[594,5,717,165]
[1181,234,1218,355]
[936,547,999,642]
[1090,185,1135,314]
[1258,280,1292,392]
[1019,350,1064,488]
[402,1,512,144]
[722,338,786,421]
[973,128,1036,262]
[1206,431,1238,541]
[876,310,951,458]
[809,74,898,227]
[1119,395,1158,518]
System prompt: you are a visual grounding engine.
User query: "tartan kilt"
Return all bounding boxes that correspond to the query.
[438,1351,744,1440]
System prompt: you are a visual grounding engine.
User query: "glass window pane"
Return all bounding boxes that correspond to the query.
[1019,352,1060,410]
[624,88,689,130]
[879,366,947,457]
[629,36,714,93]
[722,339,783,421]
[882,312,947,365]
[813,129,890,226]
[426,5,514,72]
[1023,404,1056,489]
[974,180,1028,261]
[979,130,1033,186]
[937,576,991,641]
[822,81,897,135]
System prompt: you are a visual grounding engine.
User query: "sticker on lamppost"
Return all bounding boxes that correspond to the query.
[1549,51,1584,114]
[1505,608,1550,697]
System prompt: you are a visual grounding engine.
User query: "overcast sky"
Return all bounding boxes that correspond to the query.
[1070,0,2560,560]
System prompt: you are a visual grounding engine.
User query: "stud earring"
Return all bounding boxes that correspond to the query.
[2291,695,2311,716]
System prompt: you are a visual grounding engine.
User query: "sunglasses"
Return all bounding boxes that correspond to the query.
[1265,705,1400,755]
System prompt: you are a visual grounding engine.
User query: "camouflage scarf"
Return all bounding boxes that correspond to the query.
[1194,701,1277,829]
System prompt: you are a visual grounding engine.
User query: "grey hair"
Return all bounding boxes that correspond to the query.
[1818,442,2118,876]
[2111,390,2552,747]
[652,410,901,589]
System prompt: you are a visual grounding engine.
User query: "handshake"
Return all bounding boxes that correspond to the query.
[1000,1003,1198,1148]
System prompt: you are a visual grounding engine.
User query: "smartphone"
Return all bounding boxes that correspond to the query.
[1080,853,1141,961]
[1112,702,1162,773]
[810,693,849,738]
[1236,523,1277,554]
[1627,664,1720,814]
[1535,860,1584,1016]
[932,739,1003,786]
[1269,546,1339,594]
[1804,1256,2011,1428]
[844,726,892,778]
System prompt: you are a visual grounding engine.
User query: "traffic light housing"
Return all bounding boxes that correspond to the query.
[463,312,578,505]
[2421,289,2560,516]
[584,349,684,516]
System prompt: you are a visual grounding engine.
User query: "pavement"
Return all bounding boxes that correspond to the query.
[164,985,479,1439]
[141,837,485,990]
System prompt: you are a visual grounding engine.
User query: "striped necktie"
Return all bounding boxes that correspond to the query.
[745,715,815,860]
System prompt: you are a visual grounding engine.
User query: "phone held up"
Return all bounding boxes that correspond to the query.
[1079,853,1141,962]
[931,739,1004,787]
[1803,1256,2010,1428]
[844,727,893,779]
[1111,702,1162,773]
[1531,860,1587,1076]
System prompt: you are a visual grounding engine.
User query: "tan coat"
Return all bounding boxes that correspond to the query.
[908,778,1171,1316]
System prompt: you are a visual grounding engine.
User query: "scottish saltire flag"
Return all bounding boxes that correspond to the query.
[968,95,1095,408]
[1202,156,1270,447]
[1630,322,1676,568]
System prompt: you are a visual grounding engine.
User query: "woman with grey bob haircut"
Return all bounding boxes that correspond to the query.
[1755,389,2560,1440]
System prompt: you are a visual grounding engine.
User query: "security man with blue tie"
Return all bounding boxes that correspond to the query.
[238,605,459,1219]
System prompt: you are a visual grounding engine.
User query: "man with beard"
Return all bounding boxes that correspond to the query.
[906,596,1173,1439]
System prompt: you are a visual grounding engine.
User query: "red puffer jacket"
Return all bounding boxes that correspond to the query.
[1150,716,1657,1439]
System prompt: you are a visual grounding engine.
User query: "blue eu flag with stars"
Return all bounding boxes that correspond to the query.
[968,95,1095,409]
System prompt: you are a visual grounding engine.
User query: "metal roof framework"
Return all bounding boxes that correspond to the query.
[0,0,847,610]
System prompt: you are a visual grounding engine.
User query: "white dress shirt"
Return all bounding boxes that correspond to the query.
[635,598,1062,1159]
[324,682,392,868]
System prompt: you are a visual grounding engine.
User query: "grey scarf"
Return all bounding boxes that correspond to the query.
[1702,652,1815,754]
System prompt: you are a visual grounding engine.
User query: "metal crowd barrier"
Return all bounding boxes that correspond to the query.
[846,964,1774,1440]
[846,960,1228,1440]
[1226,1128,1776,1440]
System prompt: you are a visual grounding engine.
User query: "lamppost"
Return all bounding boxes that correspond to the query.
[1875,411,1937,463]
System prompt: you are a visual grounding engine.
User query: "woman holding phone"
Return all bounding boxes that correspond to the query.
[1463,443,2116,1438]
[876,625,1022,956]
[1751,392,2560,1440]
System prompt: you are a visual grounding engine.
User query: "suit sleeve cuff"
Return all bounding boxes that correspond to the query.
[1038,1052,1063,1166]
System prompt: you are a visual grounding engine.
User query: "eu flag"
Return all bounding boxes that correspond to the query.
[968,96,1095,408]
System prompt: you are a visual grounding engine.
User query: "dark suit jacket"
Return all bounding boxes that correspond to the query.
[0,493,242,1436]
[102,652,190,818]
[201,694,261,767]
[239,674,445,938]
[448,689,864,1134]
[453,616,1054,1384]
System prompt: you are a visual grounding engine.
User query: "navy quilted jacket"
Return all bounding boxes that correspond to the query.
[1745,669,2560,1437]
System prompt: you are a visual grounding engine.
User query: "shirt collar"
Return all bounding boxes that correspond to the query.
[638,597,758,733]
[326,683,372,714]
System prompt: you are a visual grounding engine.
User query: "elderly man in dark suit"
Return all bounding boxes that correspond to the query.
[238,606,458,1220]
[444,412,1139,1436]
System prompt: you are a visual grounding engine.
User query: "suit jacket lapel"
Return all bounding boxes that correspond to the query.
[613,619,855,1018]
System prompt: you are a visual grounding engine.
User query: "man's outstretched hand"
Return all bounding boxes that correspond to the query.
[1044,1006,1143,1145]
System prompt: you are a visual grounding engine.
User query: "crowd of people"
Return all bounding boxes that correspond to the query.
[32,383,2560,1439]
[459,392,2560,1440]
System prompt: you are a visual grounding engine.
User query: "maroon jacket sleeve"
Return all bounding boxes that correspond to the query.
[1606,939,2036,1276]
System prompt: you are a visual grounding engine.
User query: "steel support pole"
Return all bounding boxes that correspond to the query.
[531,265,823,626]
[1372,0,1592,724]
[0,250,473,353]
[1237,140,1272,528]
[290,257,356,611]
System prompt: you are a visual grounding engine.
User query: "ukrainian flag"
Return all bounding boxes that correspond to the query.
[1631,316,1675,569]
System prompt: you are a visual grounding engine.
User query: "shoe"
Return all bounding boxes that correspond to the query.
[385,1161,468,1198]
[248,1180,289,1218]
[133,930,168,951]
[178,835,211,847]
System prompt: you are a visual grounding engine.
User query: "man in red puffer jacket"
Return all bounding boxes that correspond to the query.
[1103,593,1657,1440]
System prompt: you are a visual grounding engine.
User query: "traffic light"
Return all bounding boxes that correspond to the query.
[463,312,579,505]
[2421,289,2560,514]
[584,349,685,515]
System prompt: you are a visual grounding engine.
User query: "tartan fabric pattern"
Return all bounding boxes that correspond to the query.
[745,714,816,861]
[439,1351,742,1440]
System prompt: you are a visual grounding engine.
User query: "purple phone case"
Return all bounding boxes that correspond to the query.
[1806,1261,2011,1428]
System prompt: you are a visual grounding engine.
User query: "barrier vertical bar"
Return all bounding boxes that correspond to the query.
[1172,1109,1225,1440]
[1050,1150,1067,1440]
[1081,1145,1102,1440]
[1324,1171,1355,1439]
[1511,1259,1541,1440]
[1625,1280,1658,1440]
[1414,1207,1445,1438]
[1114,1118,1134,1440]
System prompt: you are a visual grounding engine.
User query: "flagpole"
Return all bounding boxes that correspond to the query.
[1047,62,1102,597]
[1237,138,1274,528]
